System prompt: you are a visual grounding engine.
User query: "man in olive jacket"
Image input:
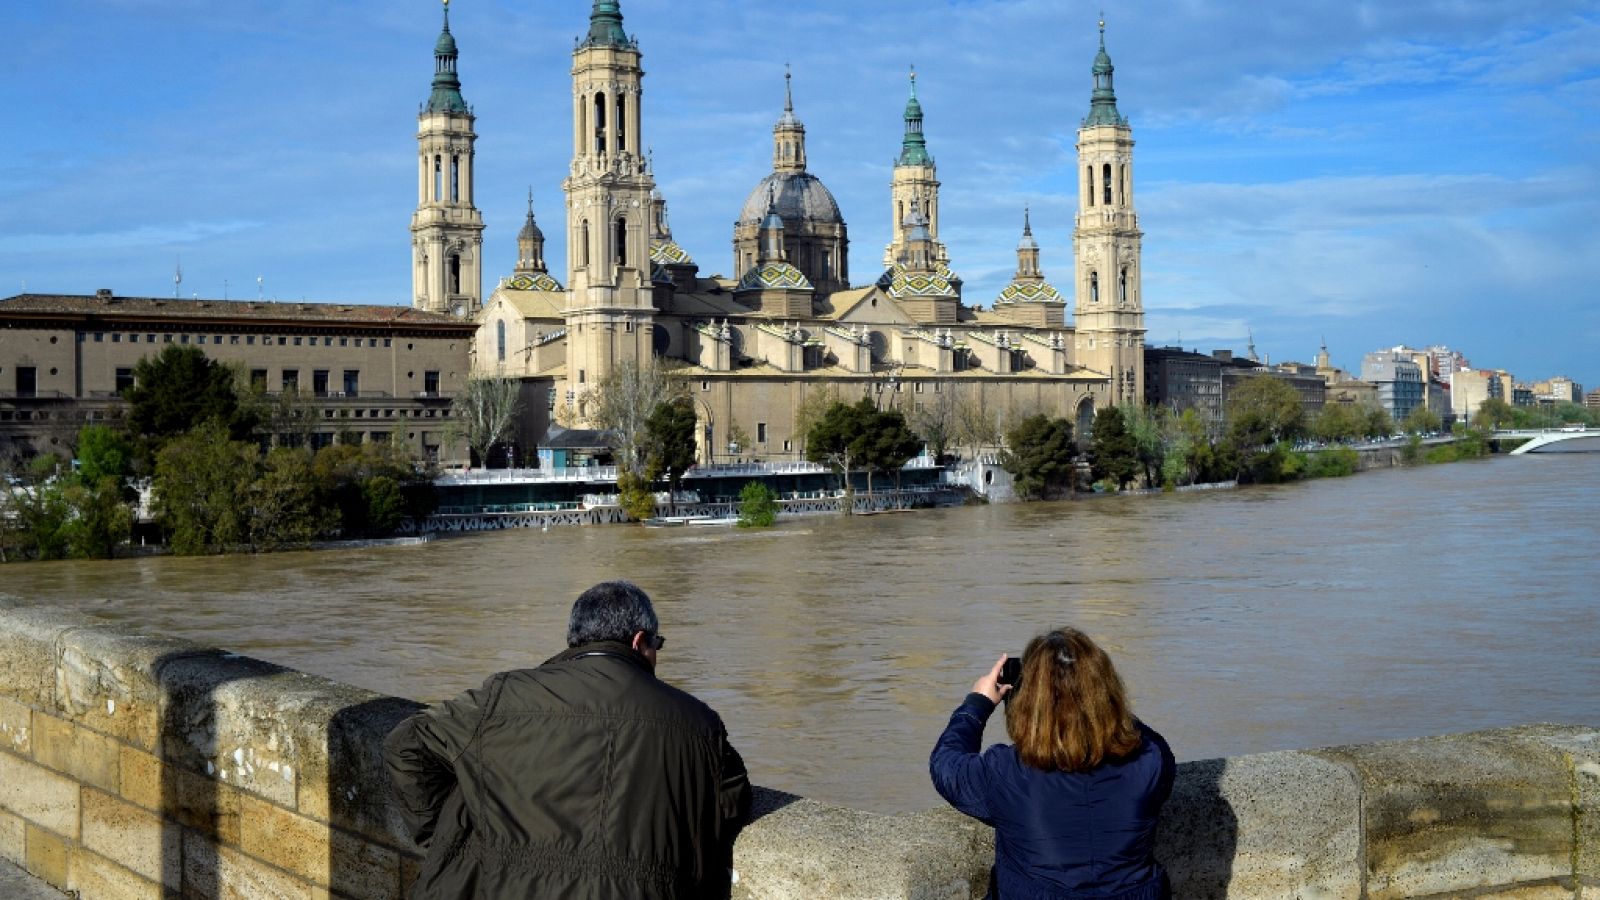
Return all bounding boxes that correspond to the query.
[384,581,753,899]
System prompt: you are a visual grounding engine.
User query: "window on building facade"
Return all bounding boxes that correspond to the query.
[343,370,360,396]
[614,217,627,267]
[1103,164,1113,205]
[313,370,329,396]
[424,371,440,395]
[93,333,103,342]
[497,321,506,362]
[250,369,267,391]
[16,367,38,397]
[757,423,767,443]
[282,369,299,393]
[1090,272,1100,303]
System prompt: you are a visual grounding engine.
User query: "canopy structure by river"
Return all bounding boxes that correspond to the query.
[5,454,1597,814]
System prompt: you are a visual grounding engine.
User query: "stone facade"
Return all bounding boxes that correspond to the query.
[471,4,1138,456]
[0,292,475,461]
[2,603,1597,900]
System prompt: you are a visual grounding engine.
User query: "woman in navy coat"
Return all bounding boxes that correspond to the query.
[930,628,1175,900]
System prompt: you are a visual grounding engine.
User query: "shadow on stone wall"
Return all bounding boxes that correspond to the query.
[1156,757,1238,899]
[325,696,426,897]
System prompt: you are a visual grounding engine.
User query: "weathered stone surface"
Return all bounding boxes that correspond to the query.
[165,767,245,846]
[68,847,165,900]
[1435,885,1575,899]
[81,788,180,886]
[0,695,31,757]
[32,714,121,793]
[25,823,69,890]
[1519,725,1600,884]
[56,626,206,753]
[733,788,991,900]
[295,693,421,849]
[0,807,23,867]
[1312,729,1575,900]
[153,651,299,806]
[0,604,81,708]
[118,746,162,812]
[1157,751,1363,900]
[182,828,314,900]
[0,752,81,839]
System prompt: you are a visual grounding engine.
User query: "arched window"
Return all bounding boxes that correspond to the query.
[448,254,461,295]
[496,320,506,362]
[1120,164,1128,204]
[616,94,627,154]
[1119,268,1129,304]
[1103,164,1113,205]
[1086,166,1095,207]
[581,220,591,267]
[434,155,442,202]
[450,155,460,204]
[579,99,587,155]
[614,217,627,267]
[593,93,607,155]
[1090,271,1100,303]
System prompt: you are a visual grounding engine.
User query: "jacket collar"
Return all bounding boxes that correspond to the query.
[547,640,652,672]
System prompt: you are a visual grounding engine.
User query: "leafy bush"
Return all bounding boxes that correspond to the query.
[737,481,779,528]
[1305,445,1360,478]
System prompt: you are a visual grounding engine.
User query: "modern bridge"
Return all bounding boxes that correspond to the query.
[1495,427,1600,454]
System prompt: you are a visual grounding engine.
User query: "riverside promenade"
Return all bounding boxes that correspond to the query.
[3,601,1598,898]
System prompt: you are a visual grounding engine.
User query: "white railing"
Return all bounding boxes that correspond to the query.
[435,456,945,487]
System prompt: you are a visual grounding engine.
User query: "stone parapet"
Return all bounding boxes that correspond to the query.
[0,601,1595,898]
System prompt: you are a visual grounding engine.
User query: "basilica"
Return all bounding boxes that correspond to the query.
[418,0,1147,461]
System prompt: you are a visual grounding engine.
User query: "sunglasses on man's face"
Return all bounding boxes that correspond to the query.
[647,633,666,650]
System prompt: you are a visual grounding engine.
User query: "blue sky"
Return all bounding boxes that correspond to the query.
[4,1,1598,388]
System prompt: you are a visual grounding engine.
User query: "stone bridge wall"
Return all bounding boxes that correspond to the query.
[0,603,1595,899]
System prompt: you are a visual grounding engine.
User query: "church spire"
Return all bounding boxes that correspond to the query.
[583,0,632,49]
[425,0,469,115]
[773,65,807,173]
[897,67,932,167]
[1083,18,1126,128]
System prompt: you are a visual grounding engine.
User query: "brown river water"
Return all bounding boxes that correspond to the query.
[4,454,1597,813]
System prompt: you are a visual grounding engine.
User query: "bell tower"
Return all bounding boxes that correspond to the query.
[561,0,657,409]
[410,0,484,315]
[884,69,947,269]
[1073,20,1145,405]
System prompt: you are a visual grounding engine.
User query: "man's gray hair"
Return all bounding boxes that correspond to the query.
[567,581,659,647]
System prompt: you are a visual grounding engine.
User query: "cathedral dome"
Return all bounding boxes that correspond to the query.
[738,172,844,228]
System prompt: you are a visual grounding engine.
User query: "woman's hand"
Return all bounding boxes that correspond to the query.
[972,655,1012,705]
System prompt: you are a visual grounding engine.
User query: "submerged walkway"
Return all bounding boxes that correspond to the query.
[0,859,64,898]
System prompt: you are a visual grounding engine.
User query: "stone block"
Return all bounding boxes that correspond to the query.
[296,693,422,849]
[0,807,23,867]
[0,603,82,708]
[119,746,163,812]
[0,695,31,756]
[69,846,166,900]
[0,750,81,838]
[56,625,207,753]
[1518,725,1600,884]
[32,713,121,793]
[155,651,299,806]
[1156,751,1363,899]
[182,827,314,900]
[81,788,180,886]
[1312,729,1574,900]
[165,767,245,846]
[238,794,329,883]
[25,822,70,891]
[732,789,992,900]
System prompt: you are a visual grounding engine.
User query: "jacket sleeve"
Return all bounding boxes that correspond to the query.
[720,734,753,832]
[929,692,997,825]
[382,681,493,849]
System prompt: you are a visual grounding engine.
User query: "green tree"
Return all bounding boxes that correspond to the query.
[1363,406,1394,439]
[1089,407,1139,490]
[1000,415,1077,500]
[1227,376,1306,449]
[1402,406,1442,436]
[1305,445,1361,478]
[793,386,841,458]
[645,398,698,513]
[153,422,259,555]
[1475,397,1517,429]
[1313,403,1368,443]
[362,475,405,535]
[1120,403,1166,488]
[737,481,779,528]
[857,406,922,497]
[806,399,871,504]
[75,426,134,487]
[61,476,133,559]
[588,360,687,483]
[616,470,656,522]
[125,345,255,447]
[247,448,321,550]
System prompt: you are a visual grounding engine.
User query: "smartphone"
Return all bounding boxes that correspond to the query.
[998,656,1022,688]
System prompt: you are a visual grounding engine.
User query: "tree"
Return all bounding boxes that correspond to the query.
[1402,406,1442,436]
[61,476,133,559]
[1226,375,1306,449]
[807,399,871,507]
[857,406,922,497]
[1314,403,1369,443]
[645,399,698,514]
[312,441,430,537]
[125,345,255,446]
[1363,406,1394,439]
[1000,415,1077,500]
[247,448,321,550]
[1089,407,1139,490]
[587,360,686,482]
[909,383,960,461]
[616,471,656,522]
[152,422,259,555]
[793,386,841,458]
[75,426,134,487]
[448,375,524,469]
[1475,397,1517,429]
[953,391,1000,460]
[1120,403,1166,488]
[737,481,779,528]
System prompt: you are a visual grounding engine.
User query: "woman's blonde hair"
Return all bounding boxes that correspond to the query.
[1005,628,1142,772]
